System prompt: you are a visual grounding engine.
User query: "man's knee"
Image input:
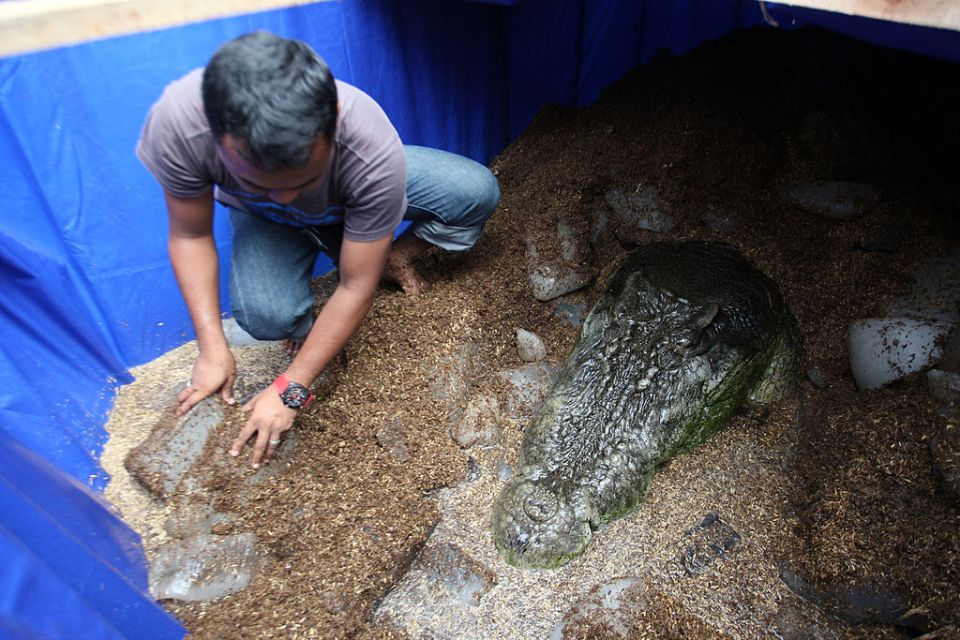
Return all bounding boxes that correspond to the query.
[468,167,501,226]
[231,299,313,341]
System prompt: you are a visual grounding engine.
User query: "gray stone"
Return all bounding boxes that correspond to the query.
[450,395,501,449]
[847,317,949,390]
[150,532,261,601]
[526,219,597,301]
[551,577,646,640]
[516,328,547,362]
[375,541,497,633]
[497,363,557,419]
[679,512,742,577]
[376,417,411,462]
[806,367,827,389]
[429,343,481,424]
[886,246,960,327]
[928,369,960,405]
[529,264,593,301]
[701,210,738,233]
[125,398,224,499]
[554,302,587,328]
[931,418,960,500]
[779,180,880,220]
[604,184,675,233]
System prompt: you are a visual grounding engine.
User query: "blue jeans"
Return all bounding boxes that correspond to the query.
[229,145,500,340]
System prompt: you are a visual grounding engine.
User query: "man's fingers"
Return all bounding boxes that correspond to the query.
[175,389,206,416]
[249,431,271,469]
[221,373,237,406]
[263,437,281,463]
[229,418,259,459]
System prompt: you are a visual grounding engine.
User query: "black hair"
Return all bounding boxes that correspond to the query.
[202,31,338,170]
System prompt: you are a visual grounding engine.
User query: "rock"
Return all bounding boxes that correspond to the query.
[375,416,411,462]
[125,398,224,500]
[928,369,960,405]
[516,328,547,362]
[779,180,880,220]
[604,184,675,234]
[530,263,593,301]
[806,367,827,389]
[496,363,557,419]
[150,532,261,601]
[553,577,645,639]
[527,220,597,301]
[779,566,908,628]
[847,317,949,390]
[931,418,960,500]
[466,456,483,482]
[701,210,737,233]
[553,301,587,328]
[450,395,501,448]
[375,541,497,634]
[772,600,843,640]
[679,512,742,577]
[429,343,481,424]
[886,245,960,327]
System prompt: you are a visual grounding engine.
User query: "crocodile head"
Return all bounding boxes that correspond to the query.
[491,476,591,569]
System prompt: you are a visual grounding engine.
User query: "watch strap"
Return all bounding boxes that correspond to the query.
[272,373,314,409]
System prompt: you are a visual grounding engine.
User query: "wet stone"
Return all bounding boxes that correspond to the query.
[466,456,483,482]
[124,397,224,500]
[930,417,960,500]
[552,577,646,639]
[604,183,675,235]
[526,220,596,301]
[150,532,261,602]
[928,369,960,405]
[375,541,497,635]
[680,512,742,577]
[529,263,594,302]
[497,363,557,419]
[806,367,827,389]
[429,342,481,424]
[779,180,881,220]
[450,395,501,449]
[701,209,738,234]
[516,328,547,362]
[375,416,411,462]
[554,301,587,328]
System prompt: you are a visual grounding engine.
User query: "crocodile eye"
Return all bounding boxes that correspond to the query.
[523,485,559,523]
[674,331,706,355]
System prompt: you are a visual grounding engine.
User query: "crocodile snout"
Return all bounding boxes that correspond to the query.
[491,478,591,568]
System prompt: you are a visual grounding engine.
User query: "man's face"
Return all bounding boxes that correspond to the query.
[217,134,333,205]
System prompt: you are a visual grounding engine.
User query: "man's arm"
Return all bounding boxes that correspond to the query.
[230,233,392,467]
[165,190,237,414]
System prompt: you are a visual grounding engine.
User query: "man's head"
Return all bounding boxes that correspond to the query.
[202,31,338,172]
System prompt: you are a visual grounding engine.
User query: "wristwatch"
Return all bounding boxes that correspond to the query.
[272,373,314,410]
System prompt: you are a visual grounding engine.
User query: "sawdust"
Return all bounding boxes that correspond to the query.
[102,26,960,639]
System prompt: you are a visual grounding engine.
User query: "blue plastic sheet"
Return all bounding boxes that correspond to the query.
[1,0,958,636]
[0,430,186,639]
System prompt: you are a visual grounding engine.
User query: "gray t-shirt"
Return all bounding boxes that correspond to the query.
[136,68,407,242]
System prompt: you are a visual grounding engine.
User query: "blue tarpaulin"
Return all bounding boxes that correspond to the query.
[1,0,957,636]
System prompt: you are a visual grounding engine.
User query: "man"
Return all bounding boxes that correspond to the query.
[136,31,500,469]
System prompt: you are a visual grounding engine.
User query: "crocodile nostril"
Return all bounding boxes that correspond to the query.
[523,485,559,522]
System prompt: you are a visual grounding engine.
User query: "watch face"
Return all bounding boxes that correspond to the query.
[281,383,312,409]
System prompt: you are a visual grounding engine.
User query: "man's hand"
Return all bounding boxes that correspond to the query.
[230,388,297,469]
[176,347,237,416]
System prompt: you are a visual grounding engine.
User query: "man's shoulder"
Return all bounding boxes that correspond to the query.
[137,67,219,198]
[149,68,208,133]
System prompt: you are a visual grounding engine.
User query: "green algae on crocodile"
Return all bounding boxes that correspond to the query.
[491,240,802,569]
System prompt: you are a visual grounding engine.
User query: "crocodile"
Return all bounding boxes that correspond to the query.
[492,240,801,569]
